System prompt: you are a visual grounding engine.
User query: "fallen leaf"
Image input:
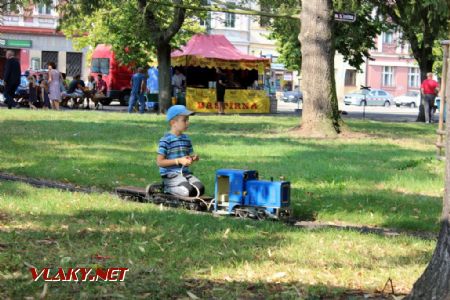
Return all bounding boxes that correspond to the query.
[187,291,200,299]
[39,283,48,299]
[138,246,145,253]
[223,228,231,239]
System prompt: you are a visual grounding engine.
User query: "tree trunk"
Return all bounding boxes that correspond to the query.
[407,51,450,299]
[417,59,435,122]
[297,0,340,137]
[157,41,172,113]
[406,221,450,299]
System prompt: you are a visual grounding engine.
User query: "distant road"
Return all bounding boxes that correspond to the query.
[277,101,428,123]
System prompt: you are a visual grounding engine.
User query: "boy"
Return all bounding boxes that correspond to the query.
[156,105,205,197]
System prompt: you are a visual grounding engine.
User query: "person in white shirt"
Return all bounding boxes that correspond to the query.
[171,68,186,96]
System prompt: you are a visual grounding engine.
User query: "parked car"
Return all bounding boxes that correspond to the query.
[282,89,303,103]
[394,91,420,108]
[343,89,393,107]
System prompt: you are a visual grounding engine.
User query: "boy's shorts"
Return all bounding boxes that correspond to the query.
[162,172,204,197]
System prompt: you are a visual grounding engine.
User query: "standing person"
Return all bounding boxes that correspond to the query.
[156,105,204,197]
[3,50,21,109]
[216,68,227,115]
[128,67,147,114]
[171,68,186,104]
[421,72,440,123]
[47,62,62,110]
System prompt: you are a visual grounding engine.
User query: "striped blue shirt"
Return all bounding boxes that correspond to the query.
[157,133,193,175]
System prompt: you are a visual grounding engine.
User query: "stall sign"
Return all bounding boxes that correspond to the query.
[186,88,270,113]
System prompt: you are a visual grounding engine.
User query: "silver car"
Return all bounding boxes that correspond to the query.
[394,91,420,108]
[282,89,303,103]
[344,89,393,107]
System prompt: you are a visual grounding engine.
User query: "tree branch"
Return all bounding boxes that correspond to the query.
[163,0,186,43]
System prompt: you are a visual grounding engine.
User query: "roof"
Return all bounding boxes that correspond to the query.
[171,34,269,71]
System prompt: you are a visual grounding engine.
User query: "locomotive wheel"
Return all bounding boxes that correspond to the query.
[236,209,249,218]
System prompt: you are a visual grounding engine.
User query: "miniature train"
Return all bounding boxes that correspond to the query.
[116,169,292,220]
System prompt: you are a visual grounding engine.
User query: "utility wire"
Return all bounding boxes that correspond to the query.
[148,0,300,20]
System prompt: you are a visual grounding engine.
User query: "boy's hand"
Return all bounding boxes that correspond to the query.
[191,154,200,161]
[179,156,193,166]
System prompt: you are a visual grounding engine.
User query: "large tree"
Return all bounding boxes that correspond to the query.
[258,0,385,136]
[60,0,204,112]
[298,0,340,137]
[369,0,448,121]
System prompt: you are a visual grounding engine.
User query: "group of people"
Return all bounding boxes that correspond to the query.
[2,49,107,110]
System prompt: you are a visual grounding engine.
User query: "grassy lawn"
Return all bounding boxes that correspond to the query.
[0,110,444,298]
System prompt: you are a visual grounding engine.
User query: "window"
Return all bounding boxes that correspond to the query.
[37,2,52,15]
[31,58,41,70]
[91,58,110,75]
[378,91,388,96]
[408,67,420,88]
[66,52,83,77]
[344,69,356,86]
[382,66,394,86]
[41,51,58,69]
[224,12,235,27]
[382,31,394,44]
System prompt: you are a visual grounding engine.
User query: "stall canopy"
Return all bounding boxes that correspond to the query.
[171,34,270,71]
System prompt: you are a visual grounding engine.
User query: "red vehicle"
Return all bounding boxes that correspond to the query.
[90,44,133,105]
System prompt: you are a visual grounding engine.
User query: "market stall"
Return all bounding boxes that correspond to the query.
[171,34,270,113]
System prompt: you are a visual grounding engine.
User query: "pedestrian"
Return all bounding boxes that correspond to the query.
[172,68,186,104]
[3,50,21,109]
[155,105,204,197]
[47,62,62,110]
[216,68,226,115]
[420,72,440,123]
[128,67,147,114]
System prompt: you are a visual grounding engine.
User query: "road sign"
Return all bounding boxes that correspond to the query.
[334,12,356,23]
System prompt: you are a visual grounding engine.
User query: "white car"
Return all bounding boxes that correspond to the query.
[344,89,393,106]
[394,91,420,108]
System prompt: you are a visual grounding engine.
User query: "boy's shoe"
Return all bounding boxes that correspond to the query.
[145,183,163,197]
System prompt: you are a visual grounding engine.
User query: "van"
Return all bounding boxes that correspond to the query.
[90,44,133,105]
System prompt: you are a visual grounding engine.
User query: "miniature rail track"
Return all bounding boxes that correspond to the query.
[0,172,437,240]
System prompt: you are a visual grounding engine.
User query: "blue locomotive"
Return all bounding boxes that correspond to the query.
[214,169,291,219]
[115,169,291,220]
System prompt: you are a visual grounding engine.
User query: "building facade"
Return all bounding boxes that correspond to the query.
[335,30,421,101]
[0,1,89,79]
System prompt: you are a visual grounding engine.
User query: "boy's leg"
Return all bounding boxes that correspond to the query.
[185,174,205,196]
[163,173,194,197]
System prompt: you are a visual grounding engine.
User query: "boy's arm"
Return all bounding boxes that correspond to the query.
[156,154,192,167]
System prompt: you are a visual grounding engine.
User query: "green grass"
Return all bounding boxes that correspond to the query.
[0,110,444,298]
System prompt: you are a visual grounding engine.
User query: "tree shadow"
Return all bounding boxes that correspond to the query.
[0,116,443,233]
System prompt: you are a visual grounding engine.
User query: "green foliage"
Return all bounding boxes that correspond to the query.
[370,0,449,74]
[59,0,205,67]
[258,0,387,71]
